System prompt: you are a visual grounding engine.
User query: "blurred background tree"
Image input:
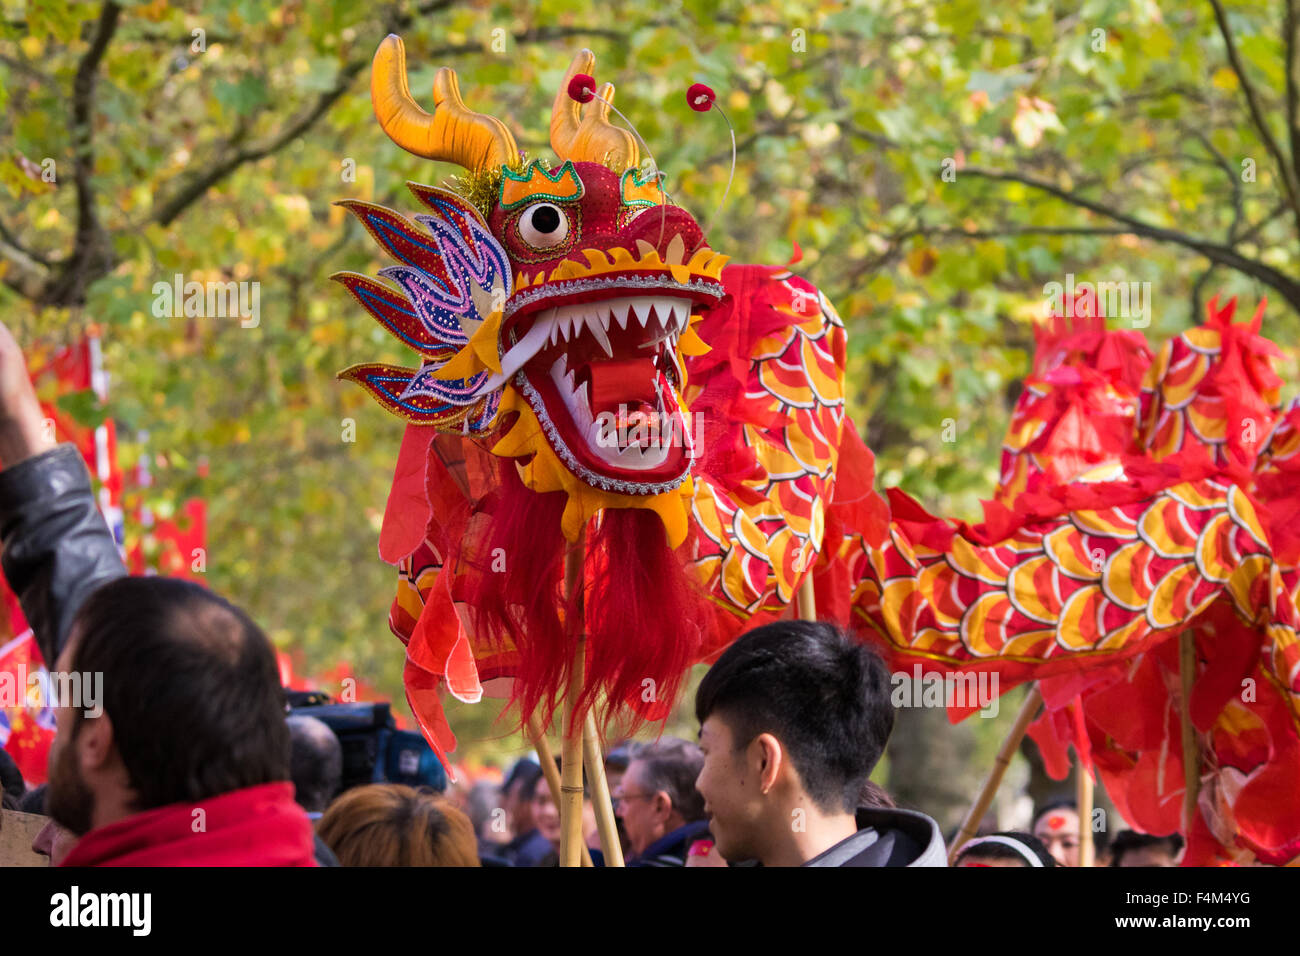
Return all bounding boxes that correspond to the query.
[1,0,1294,828]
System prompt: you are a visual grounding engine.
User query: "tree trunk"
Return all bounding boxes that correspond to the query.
[885,704,982,835]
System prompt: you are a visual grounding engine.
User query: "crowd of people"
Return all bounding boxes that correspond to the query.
[0,320,1185,868]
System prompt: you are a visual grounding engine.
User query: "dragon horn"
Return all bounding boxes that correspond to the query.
[371,34,519,172]
[550,49,639,172]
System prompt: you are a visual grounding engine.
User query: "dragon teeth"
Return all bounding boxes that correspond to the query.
[670,302,688,330]
[587,311,613,357]
[573,381,591,426]
[529,296,693,354]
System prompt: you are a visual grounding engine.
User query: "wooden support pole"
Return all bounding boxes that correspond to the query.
[1076,761,1095,867]
[948,684,1043,864]
[1179,631,1201,834]
[582,712,625,867]
[796,573,816,622]
[559,533,588,868]
[527,715,592,867]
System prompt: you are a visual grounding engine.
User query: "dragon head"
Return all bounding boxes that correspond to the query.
[338,37,728,543]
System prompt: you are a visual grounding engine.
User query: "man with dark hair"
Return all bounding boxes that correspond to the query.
[286,714,344,866]
[0,321,315,866]
[618,737,709,867]
[1110,830,1183,867]
[287,714,343,816]
[694,620,945,866]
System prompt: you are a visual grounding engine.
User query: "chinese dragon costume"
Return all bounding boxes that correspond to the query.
[337,35,1300,865]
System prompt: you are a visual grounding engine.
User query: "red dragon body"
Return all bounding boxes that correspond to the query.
[340,36,1300,864]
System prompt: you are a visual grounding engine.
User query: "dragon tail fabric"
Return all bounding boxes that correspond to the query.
[828,295,1300,863]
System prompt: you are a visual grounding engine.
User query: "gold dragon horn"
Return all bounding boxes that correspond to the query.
[371,34,520,172]
[550,49,640,172]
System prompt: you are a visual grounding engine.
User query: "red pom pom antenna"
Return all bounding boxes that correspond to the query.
[568,74,597,103]
[684,82,734,238]
[686,83,716,112]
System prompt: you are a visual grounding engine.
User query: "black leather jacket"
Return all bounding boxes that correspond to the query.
[0,443,127,665]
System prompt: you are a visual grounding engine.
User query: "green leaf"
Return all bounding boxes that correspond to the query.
[55,389,102,427]
[214,75,270,116]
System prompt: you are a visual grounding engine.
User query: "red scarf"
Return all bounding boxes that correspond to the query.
[60,782,317,867]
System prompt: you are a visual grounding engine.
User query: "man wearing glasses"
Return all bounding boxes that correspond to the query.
[614,738,710,867]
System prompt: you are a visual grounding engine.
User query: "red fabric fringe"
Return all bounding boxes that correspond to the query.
[457,461,714,735]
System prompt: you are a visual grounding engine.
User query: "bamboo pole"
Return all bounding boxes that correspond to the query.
[526,715,592,867]
[1076,761,1095,867]
[948,684,1043,864]
[1179,631,1201,834]
[796,572,816,622]
[582,712,625,867]
[559,533,588,868]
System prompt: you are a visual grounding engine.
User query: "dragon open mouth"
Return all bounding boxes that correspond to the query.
[504,281,721,491]
[541,296,688,467]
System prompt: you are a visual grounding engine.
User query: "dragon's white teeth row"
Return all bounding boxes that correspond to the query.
[586,425,671,469]
[550,355,592,432]
[537,297,691,353]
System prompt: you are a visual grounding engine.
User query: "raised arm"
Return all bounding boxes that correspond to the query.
[0,322,126,664]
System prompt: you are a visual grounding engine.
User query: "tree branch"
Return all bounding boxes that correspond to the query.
[1191,261,1219,322]
[148,24,632,228]
[0,52,57,91]
[149,57,368,227]
[845,223,1136,278]
[1189,128,1243,240]
[1237,199,1291,242]
[1287,0,1300,196]
[0,214,53,267]
[42,0,121,306]
[1208,0,1300,226]
[0,238,49,299]
[903,225,1136,240]
[961,165,1300,310]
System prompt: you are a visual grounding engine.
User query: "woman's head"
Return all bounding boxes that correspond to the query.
[955,831,1057,868]
[529,769,563,848]
[1031,799,1080,866]
[317,784,481,866]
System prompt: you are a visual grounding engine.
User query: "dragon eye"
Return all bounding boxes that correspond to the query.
[518,203,569,249]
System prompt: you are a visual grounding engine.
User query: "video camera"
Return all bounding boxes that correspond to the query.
[285,690,446,794]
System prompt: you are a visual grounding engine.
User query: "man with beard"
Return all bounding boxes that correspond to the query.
[0,322,315,865]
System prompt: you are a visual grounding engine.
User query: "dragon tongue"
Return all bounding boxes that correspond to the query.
[586,357,659,415]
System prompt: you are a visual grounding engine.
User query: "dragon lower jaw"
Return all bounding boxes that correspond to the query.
[547,352,679,471]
